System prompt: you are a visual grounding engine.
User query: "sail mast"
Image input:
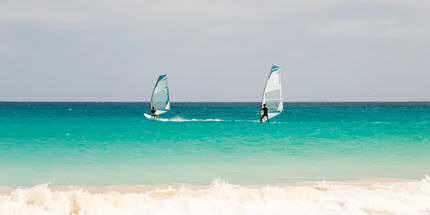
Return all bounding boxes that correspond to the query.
[150,74,170,115]
[261,65,283,121]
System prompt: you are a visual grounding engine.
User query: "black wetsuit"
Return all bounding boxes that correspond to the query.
[151,108,156,116]
[260,106,269,123]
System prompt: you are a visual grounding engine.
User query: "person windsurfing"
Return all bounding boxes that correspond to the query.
[150,106,158,119]
[260,104,269,123]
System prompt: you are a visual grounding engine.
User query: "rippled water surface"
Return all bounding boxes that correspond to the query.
[1,102,429,186]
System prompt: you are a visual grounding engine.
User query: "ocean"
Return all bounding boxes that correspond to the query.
[1,102,430,214]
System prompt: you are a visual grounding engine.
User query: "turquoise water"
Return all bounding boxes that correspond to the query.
[0,102,429,186]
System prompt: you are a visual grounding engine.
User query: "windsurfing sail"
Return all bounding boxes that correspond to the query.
[150,74,170,115]
[261,65,283,120]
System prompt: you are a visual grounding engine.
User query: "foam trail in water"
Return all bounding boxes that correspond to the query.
[167,116,223,122]
[1,177,430,215]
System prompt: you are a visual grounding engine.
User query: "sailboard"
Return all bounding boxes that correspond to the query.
[261,65,283,122]
[145,74,170,121]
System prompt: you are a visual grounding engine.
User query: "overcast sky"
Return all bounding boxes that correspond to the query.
[1,0,429,101]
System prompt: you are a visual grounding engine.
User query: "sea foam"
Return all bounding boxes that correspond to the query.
[167,116,223,122]
[1,177,430,215]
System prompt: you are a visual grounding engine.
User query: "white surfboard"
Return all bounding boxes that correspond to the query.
[261,65,283,122]
[144,113,168,121]
[145,74,171,121]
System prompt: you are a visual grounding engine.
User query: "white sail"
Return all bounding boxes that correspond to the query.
[150,74,170,115]
[261,65,283,120]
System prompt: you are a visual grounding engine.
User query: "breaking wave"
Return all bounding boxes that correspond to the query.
[1,177,430,215]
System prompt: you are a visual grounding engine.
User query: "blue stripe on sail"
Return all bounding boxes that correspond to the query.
[271,65,279,73]
[158,74,167,81]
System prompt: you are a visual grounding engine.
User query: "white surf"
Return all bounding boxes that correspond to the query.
[1,177,430,215]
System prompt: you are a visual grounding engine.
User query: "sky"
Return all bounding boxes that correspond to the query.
[1,0,429,102]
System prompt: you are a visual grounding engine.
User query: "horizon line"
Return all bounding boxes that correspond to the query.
[1,100,430,103]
